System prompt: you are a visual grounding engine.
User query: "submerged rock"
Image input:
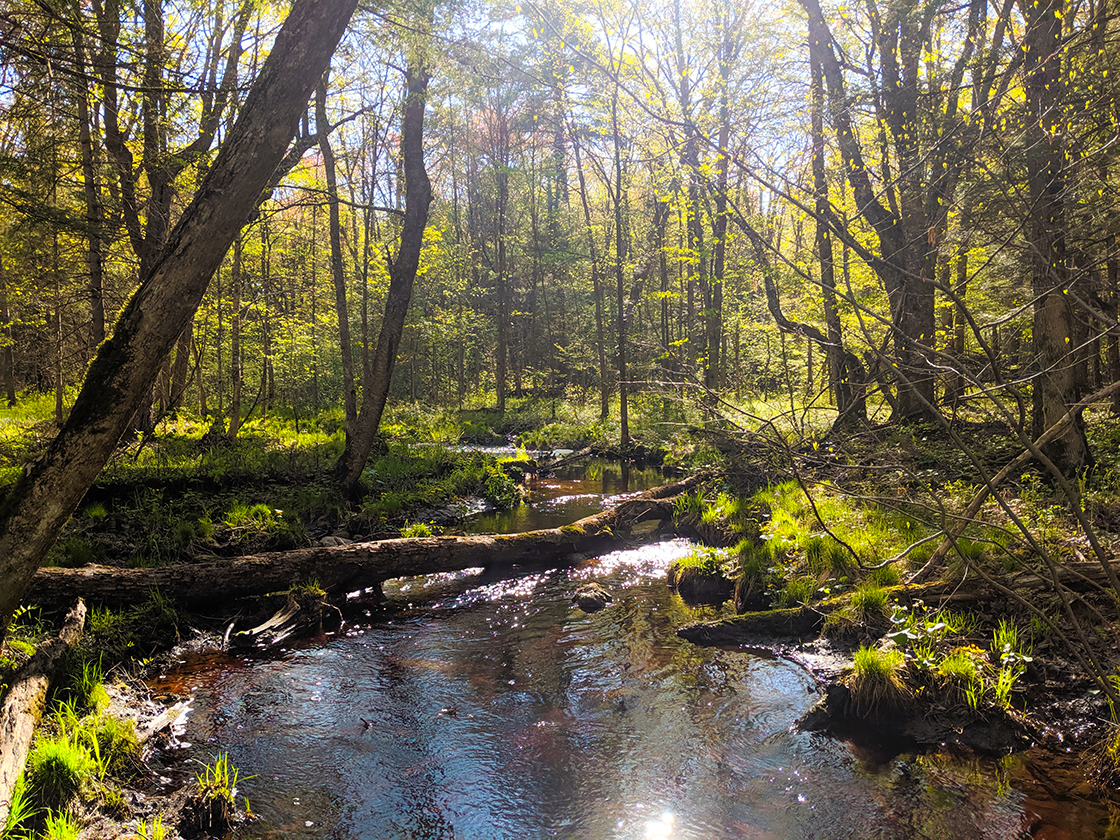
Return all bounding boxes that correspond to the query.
[572,583,613,612]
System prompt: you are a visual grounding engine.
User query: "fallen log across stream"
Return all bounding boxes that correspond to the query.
[27,473,710,613]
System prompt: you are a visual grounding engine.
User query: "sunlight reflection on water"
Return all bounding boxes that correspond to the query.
[151,537,1113,837]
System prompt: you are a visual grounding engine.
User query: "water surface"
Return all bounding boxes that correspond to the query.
[465,458,665,534]
[153,540,1112,839]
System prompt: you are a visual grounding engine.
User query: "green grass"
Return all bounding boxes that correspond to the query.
[133,814,168,840]
[400,521,433,537]
[776,575,817,608]
[937,646,988,709]
[3,773,36,836]
[359,444,520,524]
[85,590,180,666]
[222,501,281,531]
[26,732,92,809]
[89,715,141,779]
[195,752,241,802]
[866,564,901,587]
[846,646,910,717]
[673,488,705,518]
[188,752,246,833]
[849,583,890,624]
[83,502,108,520]
[39,810,80,840]
[674,547,727,576]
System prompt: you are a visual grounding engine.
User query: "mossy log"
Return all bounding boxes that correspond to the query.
[27,475,705,613]
[677,606,825,646]
[678,561,1120,649]
[0,599,86,829]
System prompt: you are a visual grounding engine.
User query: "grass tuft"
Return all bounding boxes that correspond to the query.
[849,583,890,624]
[26,732,92,809]
[846,645,910,717]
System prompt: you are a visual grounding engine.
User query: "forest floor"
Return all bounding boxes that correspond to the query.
[5,395,1120,836]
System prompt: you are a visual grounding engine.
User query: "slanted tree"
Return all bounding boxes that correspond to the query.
[335,52,433,493]
[0,0,360,641]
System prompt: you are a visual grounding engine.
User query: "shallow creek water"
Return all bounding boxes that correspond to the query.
[151,461,1114,839]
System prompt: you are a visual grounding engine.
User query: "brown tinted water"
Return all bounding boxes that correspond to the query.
[149,464,1116,839]
[465,458,666,534]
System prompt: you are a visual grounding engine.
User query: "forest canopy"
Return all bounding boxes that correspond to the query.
[1,0,1119,636]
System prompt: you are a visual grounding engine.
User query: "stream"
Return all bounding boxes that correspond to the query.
[151,460,1115,839]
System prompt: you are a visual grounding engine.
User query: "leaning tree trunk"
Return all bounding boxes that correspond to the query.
[0,0,360,642]
[336,60,432,492]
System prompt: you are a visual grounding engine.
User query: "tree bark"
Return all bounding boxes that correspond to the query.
[810,50,858,421]
[226,235,244,439]
[0,600,85,830]
[72,25,106,350]
[1020,0,1089,472]
[335,60,432,492]
[0,0,360,641]
[27,476,706,613]
[0,280,15,407]
[316,74,357,432]
[571,124,610,420]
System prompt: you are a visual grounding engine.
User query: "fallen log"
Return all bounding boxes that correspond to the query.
[0,599,86,829]
[540,445,596,471]
[678,560,1120,650]
[28,474,709,613]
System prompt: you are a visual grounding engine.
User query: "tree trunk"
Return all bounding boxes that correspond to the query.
[73,26,106,350]
[571,125,610,420]
[0,0,360,641]
[611,80,629,450]
[336,60,432,492]
[28,476,706,613]
[226,235,244,439]
[168,322,193,413]
[1020,0,1090,472]
[0,280,15,407]
[810,51,859,421]
[317,75,357,432]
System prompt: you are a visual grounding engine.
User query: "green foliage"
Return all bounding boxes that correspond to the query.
[990,618,1031,710]
[866,564,901,587]
[400,521,433,537]
[49,536,105,568]
[776,575,817,608]
[937,648,981,685]
[26,733,92,809]
[222,501,280,531]
[38,811,80,840]
[132,815,167,840]
[75,659,109,715]
[3,774,36,837]
[673,488,705,518]
[85,590,179,666]
[678,547,724,575]
[88,716,141,780]
[849,583,889,624]
[195,752,241,803]
[360,444,520,525]
[83,502,108,520]
[189,750,249,834]
[290,579,326,598]
[847,646,909,717]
